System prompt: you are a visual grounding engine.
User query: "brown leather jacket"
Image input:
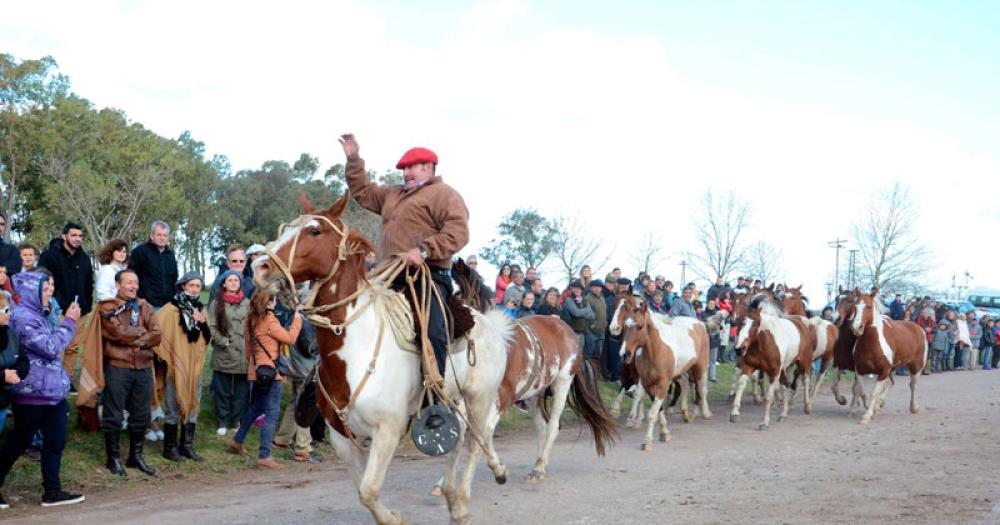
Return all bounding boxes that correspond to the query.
[99,297,162,369]
[346,155,469,269]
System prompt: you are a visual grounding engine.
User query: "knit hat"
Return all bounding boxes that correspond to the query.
[218,269,242,283]
[246,244,266,256]
[176,271,204,288]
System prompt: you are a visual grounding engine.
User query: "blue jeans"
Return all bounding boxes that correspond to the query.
[234,380,282,459]
[605,337,622,381]
[584,333,604,360]
[982,347,994,368]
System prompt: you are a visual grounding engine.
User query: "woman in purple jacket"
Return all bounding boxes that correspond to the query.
[0,271,84,509]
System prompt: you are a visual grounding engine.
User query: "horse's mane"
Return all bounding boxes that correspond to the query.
[451,257,492,314]
[749,292,783,318]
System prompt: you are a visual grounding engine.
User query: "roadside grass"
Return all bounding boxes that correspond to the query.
[0,350,855,501]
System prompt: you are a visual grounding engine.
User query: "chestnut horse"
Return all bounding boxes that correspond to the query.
[728,291,767,405]
[849,288,928,425]
[254,194,513,525]
[446,259,617,484]
[620,302,714,450]
[729,295,813,430]
[782,285,838,403]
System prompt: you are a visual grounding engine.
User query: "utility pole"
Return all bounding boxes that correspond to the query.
[828,238,847,293]
[679,260,688,288]
[825,281,833,303]
[847,249,859,290]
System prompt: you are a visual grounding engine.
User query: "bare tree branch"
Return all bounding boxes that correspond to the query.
[553,215,612,284]
[689,190,751,281]
[631,232,665,275]
[746,240,784,285]
[851,181,931,293]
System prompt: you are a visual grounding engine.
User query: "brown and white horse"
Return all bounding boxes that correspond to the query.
[782,285,838,403]
[608,294,647,427]
[444,260,617,484]
[729,295,813,430]
[619,302,714,450]
[728,291,767,405]
[254,194,512,525]
[849,288,928,425]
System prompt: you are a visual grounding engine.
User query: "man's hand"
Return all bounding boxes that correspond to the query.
[339,133,360,159]
[4,369,20,385]
[65,302,81,322]
[403,247,424,268]
[0,313,9,326]
[192,309,206,324]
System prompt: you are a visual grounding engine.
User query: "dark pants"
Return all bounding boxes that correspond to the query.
[584,332,604,360]
[234,379,282,459]
[605,336,622,381]
[102,365,153,433]
[212,371,250,429]
[0,400,69,494]
[953,344,964,368]
[393,269,452,376]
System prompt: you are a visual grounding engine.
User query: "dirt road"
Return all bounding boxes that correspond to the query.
[10,370,1000,524]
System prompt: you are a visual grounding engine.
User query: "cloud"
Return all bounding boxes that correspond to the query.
[460,0,529,33]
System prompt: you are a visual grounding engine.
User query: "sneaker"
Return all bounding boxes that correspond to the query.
[155,430,165,440]
[227,440,247,456]
[0,493,8,509]
[40,491,85,507]
[272,441,290,449]
[216,427,227,437]
[68,384,78,395]
[145,430,159,442]
[24,447,41,461]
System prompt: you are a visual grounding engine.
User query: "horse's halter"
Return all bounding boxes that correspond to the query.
[263,213,363,314]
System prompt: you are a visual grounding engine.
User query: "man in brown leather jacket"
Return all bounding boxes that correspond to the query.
[99,268,161,477]
[340,134,469,429]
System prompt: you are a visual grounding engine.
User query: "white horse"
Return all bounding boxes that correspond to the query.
[256,194,513,525]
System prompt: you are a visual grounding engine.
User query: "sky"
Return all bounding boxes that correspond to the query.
[5,0,1000,304]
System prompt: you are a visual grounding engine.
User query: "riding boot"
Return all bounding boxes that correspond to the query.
[104,432,127,477]
[178,423,204,462]
[126,431,157,476]
[162,423,181,461]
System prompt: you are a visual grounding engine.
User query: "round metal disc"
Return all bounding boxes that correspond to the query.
[411,405,461,456]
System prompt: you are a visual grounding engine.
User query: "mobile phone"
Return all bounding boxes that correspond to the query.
[72,295,79,304]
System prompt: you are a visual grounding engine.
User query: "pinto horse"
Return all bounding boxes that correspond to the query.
[446,260,617,484]
[608,294,648,427]
[782,285,838,403]
[254,194,513,525]
[728,291,767,405]
[849,288,927,425]
[729,295,813,430]
[620,302,714,450]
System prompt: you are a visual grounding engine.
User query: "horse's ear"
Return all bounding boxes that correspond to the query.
[639,301,649,314]
[796,284,803,291]
[854,287,862,296]
[327,192,350,218]
[453,257,467,274]
[767,282,775,292]
[871,287,880,298]
[299,192,316,214]
[839,285,845,294]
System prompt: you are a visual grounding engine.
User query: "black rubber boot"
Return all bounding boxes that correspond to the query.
[162,423,181,461]
[104,432,127,477]
[126,432,157,476]
[178,423,204,462]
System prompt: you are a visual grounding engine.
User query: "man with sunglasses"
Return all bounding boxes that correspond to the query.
[209,244,255,301]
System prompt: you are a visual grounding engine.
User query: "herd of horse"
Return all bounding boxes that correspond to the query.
[252,194,937,525]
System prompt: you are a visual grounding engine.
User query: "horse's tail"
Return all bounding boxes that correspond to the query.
[568,360,619,456]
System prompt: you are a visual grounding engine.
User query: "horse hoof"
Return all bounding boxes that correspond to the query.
[776,415,785,423]
[641,442,653,451]
[835,396,847,406]
[494,466,509,485]
[753,399,763,406]
[430,485,443,497]
[393,511,411,525]
[757,424,769,431]
[682,413,692,424]
[449,515,469,525]
[525,470,544,484]
[860,417,871,426]
[702,412,713,420]
[911,405,919,414]
[659,433,670,443]
[730,414,740,423]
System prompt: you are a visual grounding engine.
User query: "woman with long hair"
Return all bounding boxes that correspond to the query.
[228,291,301,469]
[495,263,512,306]
[95,240,129,301]
[207,270,249,437]
[536,287,563,317]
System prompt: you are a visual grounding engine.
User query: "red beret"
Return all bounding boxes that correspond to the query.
[396,147,438,169]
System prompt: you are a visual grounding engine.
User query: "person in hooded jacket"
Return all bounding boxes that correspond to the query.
[36,223,93,383]
[0,271,84,509]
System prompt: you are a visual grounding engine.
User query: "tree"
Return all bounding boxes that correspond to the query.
[851,181,930,293]
[746,241,783,286]
[631,232,665,275]
[689,190,751,281]
[553,215,611,285]
[0,54,69,238]
[481,209,559,269]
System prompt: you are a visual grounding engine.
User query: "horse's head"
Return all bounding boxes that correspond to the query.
[851,287,881,336]
[620,302,652,365]
[834,286,859,327]
[609,293,641,337]
[732,292,750,324]
[735,310,762,354]
[253,193,372,296]
[451,257,491,313]
[782,284,806,316]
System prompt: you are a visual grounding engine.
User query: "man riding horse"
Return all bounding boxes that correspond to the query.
[339,133,469,430]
